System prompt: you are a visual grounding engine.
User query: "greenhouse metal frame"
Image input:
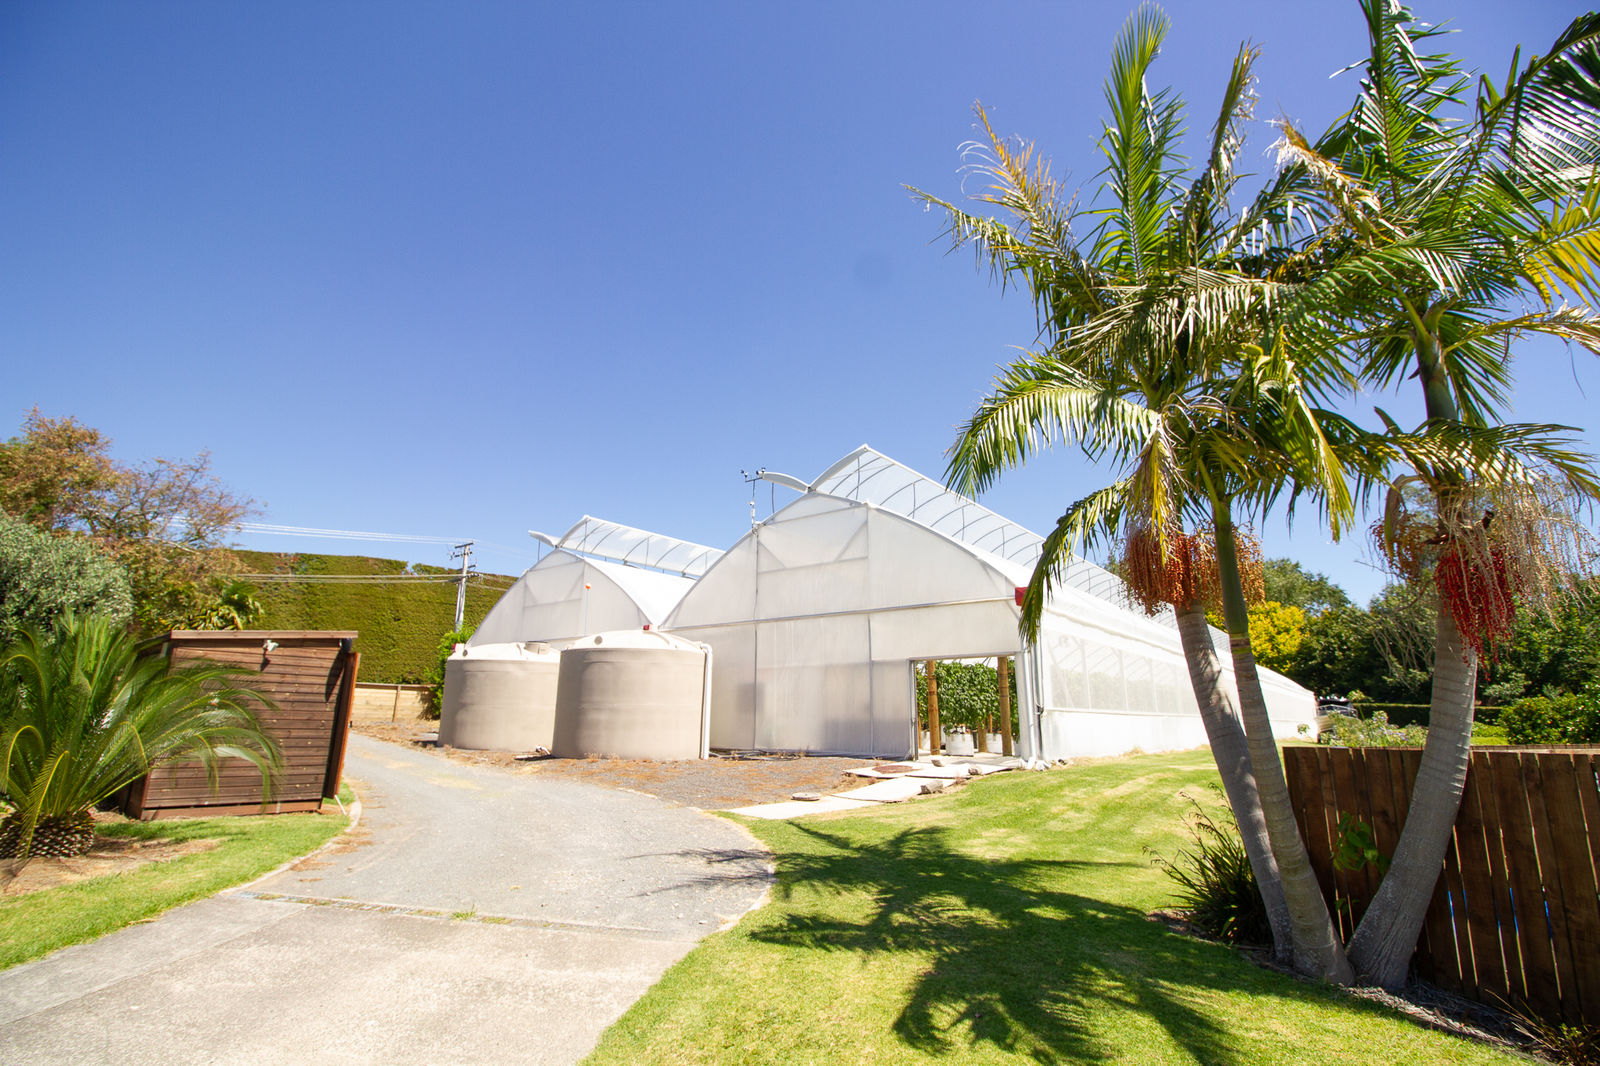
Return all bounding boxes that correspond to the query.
[472,447,1316,760]
[469,517,720,646]
[666,446,1315,760]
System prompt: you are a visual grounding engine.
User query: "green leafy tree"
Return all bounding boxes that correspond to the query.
[1288,605,1383,698]
[0,512,132,638]
[0,411,256,635]
[1262,559,1350,615]
[0,613,281,860]
[1493,584,1600,701]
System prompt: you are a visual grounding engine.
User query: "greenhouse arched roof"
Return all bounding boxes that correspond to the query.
[553,515,723,578]
[809,445,1144,615]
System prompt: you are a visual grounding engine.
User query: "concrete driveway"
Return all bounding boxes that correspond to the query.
[0,734,772,1065]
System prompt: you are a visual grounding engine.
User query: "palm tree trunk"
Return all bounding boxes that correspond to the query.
[1174,603,1293,961]
[1345,317,1479,989]
[1347,607,1477,988]
[1214,509,1355,984]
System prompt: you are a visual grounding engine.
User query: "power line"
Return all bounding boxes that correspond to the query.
[239,522,465,545]
[235,523,538,566]
[236,572,517,586]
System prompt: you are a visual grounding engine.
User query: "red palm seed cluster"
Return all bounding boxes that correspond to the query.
[1434,540,1516,660]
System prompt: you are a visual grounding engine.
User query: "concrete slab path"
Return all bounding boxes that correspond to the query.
[730,754,1028,820]
[0,734,772,1066]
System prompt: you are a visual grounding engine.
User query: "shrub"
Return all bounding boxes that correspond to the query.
[1146,792,1270,945]
[1326,709,1427,748]
[1499,688,1600,745]
[0,512,131,638]
[1471,722,1509,745]
[419,625,474,719]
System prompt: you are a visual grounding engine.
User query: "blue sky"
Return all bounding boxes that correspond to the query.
[3,1,1593,605]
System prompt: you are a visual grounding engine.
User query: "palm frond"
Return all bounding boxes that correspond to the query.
[1018,482,1134,641]
[946,355,1159,496]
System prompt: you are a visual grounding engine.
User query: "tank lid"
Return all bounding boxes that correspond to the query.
[568,629,705,652]
[448,641,560,662]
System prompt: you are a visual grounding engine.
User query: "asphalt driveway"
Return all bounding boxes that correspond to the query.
[0,733,772,1065]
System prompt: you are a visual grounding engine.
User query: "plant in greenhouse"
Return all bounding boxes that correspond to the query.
[0,613,280,861]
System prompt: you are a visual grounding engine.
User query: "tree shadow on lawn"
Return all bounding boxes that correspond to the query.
[752,822,1403,1065]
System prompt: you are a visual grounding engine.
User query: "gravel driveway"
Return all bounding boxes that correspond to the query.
[0,733,772,1065]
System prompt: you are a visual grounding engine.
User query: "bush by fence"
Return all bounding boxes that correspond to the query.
[1499,689,1600,745]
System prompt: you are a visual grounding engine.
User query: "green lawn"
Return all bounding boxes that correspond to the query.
[0,792,351,970]
[586,751,1514,1066]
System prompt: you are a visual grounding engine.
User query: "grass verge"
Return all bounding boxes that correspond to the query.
[0,788,351,971]
[585,750,1515,1065]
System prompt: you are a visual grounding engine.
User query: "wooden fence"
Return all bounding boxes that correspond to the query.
[351,683,435,723]
[1284,746,1600,1024]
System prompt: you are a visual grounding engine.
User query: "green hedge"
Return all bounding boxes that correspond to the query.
[1345,702,1507,729]
[235,551,509,683]
[1346,702,1431,728]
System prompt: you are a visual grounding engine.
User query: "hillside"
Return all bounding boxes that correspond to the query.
[234,550,517,683]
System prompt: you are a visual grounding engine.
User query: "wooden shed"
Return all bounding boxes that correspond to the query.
[120,630,359,820]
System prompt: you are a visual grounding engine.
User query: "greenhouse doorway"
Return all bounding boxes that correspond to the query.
[912,656,1018,757]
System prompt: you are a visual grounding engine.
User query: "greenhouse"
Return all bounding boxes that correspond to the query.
[469,516,720,646]
[664,446,1315,760]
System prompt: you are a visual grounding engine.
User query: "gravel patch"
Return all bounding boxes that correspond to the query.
[351,721,868,809]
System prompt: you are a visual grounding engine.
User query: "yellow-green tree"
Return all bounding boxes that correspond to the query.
[1247,602,1307,674]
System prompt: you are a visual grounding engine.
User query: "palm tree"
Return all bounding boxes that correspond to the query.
[922,8,1361,980]
[204,579,264,631]
[1274,1,1600,987]
[0,612,281,861]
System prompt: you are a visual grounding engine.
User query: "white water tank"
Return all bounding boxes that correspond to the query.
[438,642,561,751]
[551,631,710,760]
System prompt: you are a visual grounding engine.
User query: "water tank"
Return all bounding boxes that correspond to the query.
[551,631,710,760]
[438,642,561,751]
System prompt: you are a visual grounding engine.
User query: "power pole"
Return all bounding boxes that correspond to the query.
[450,541,475,631]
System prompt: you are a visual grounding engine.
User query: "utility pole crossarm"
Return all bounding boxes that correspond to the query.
[451,541,475,631]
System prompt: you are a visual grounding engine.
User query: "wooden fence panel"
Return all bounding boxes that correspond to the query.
[1525,754,1582,1020]
[1494,754,1562,1018]
[1298,748,1339,920]
[1284,746,1600,1025]
[1456,754,1507,1008]
[1474,751,1524,1009]
[1540,753,1600,1021]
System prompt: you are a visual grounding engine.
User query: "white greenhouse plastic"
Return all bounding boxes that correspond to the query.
[471,517,721,646]
[666,447,1317,760]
